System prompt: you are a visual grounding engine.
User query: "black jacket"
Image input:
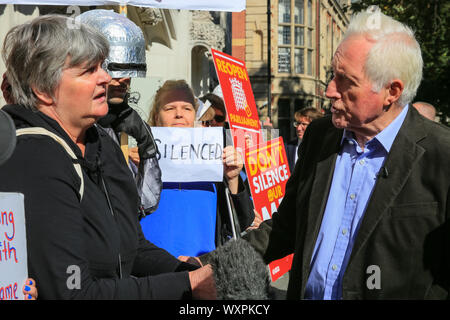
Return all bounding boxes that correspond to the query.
[246,108,450,299]
[0,104,197,300]
[285,138,299,172]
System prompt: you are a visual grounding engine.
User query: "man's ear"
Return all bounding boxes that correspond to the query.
[384,79,404,106]
[31,86,54,106]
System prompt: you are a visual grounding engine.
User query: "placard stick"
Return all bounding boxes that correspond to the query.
[120,133,129,164]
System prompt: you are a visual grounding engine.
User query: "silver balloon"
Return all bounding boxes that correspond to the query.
[77,9,147,78]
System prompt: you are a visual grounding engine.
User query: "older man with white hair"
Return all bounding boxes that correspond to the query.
[244,7,450,300]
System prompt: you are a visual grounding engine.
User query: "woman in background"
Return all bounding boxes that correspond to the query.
[140,80,254,258]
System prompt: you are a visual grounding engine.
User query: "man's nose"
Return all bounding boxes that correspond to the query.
[325,78,339,100]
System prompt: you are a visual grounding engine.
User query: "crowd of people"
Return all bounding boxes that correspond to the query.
[0,6,448,301]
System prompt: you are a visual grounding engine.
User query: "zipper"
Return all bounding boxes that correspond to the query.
[98,158,123,279]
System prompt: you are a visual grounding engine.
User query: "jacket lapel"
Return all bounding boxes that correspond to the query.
[347,107,427,265]
[300,123,343,290]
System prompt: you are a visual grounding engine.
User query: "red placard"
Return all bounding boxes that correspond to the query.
[211,48,261,152]
[212,49,292,281]
[244,137,293,282]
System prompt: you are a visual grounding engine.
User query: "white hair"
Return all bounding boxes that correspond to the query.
[343,7,423,107]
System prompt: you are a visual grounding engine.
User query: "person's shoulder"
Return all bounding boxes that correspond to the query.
[15,133,77,173]
[1,132,81,196]
[308,114,333,130]
[406,106,450,145]
[95,124,125,157]
[286,138,298,146]
[303,115,336,144]
[423,118,450,140]
[420,119,450,157]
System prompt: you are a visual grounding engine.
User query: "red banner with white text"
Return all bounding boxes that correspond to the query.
[244,137,293,282]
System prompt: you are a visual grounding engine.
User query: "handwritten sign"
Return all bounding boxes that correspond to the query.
[0,193,27,300]
[151,127,224,182]
[244,137,293,282]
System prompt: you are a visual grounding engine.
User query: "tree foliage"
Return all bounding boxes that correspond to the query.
[347,0,450,125]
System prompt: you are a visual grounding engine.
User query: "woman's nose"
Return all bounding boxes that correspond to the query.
[99,67,112,84]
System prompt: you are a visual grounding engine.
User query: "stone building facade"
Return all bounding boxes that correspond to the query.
[239,0,350,142]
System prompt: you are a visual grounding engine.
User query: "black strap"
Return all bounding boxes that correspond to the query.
[107,62,147,72]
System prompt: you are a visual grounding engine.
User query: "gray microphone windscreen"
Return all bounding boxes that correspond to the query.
[208,238,271,300]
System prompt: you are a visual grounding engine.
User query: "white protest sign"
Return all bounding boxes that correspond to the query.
[152,127,224,182]
[0,193,27,301]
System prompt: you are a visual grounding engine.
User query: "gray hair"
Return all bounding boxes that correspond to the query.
[344,7,423,107]
[2,14,109,109]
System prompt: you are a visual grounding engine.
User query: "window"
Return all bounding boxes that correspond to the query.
[294,0,304,24]
[278,0,291,23]
[278,26,291,45]
[295,26,304,45]
[278,47,291,73]
[307,0,313,27]
[277,0,314,75]
[294,48,304,74]
[307,49,313,75]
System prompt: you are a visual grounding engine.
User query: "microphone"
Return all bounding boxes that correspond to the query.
[207,238,271,300]
[378,166,389,178]
[0,110,16,166]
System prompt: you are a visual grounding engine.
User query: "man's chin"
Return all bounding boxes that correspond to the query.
[332,114,348,129]
[108,97,125,105]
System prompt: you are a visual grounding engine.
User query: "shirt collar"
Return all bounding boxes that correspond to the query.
[340,104,409,153]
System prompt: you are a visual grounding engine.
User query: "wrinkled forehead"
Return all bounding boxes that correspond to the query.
[62,55,100,72]
[332,35,374,73]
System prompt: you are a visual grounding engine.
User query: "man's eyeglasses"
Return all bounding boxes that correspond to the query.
[293,121,309,128]
[202,115,226,127]
[214,115,226,123]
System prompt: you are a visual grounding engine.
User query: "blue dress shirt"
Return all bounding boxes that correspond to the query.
[304,105,409,300]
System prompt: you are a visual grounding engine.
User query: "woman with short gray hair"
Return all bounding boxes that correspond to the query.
[0,14,215,300]
[3,14,109,110]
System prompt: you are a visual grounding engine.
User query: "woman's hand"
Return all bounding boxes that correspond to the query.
[178,255,203,268]
[23,278,38,300]
[246,209,263,231]
[223,146,243,194]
